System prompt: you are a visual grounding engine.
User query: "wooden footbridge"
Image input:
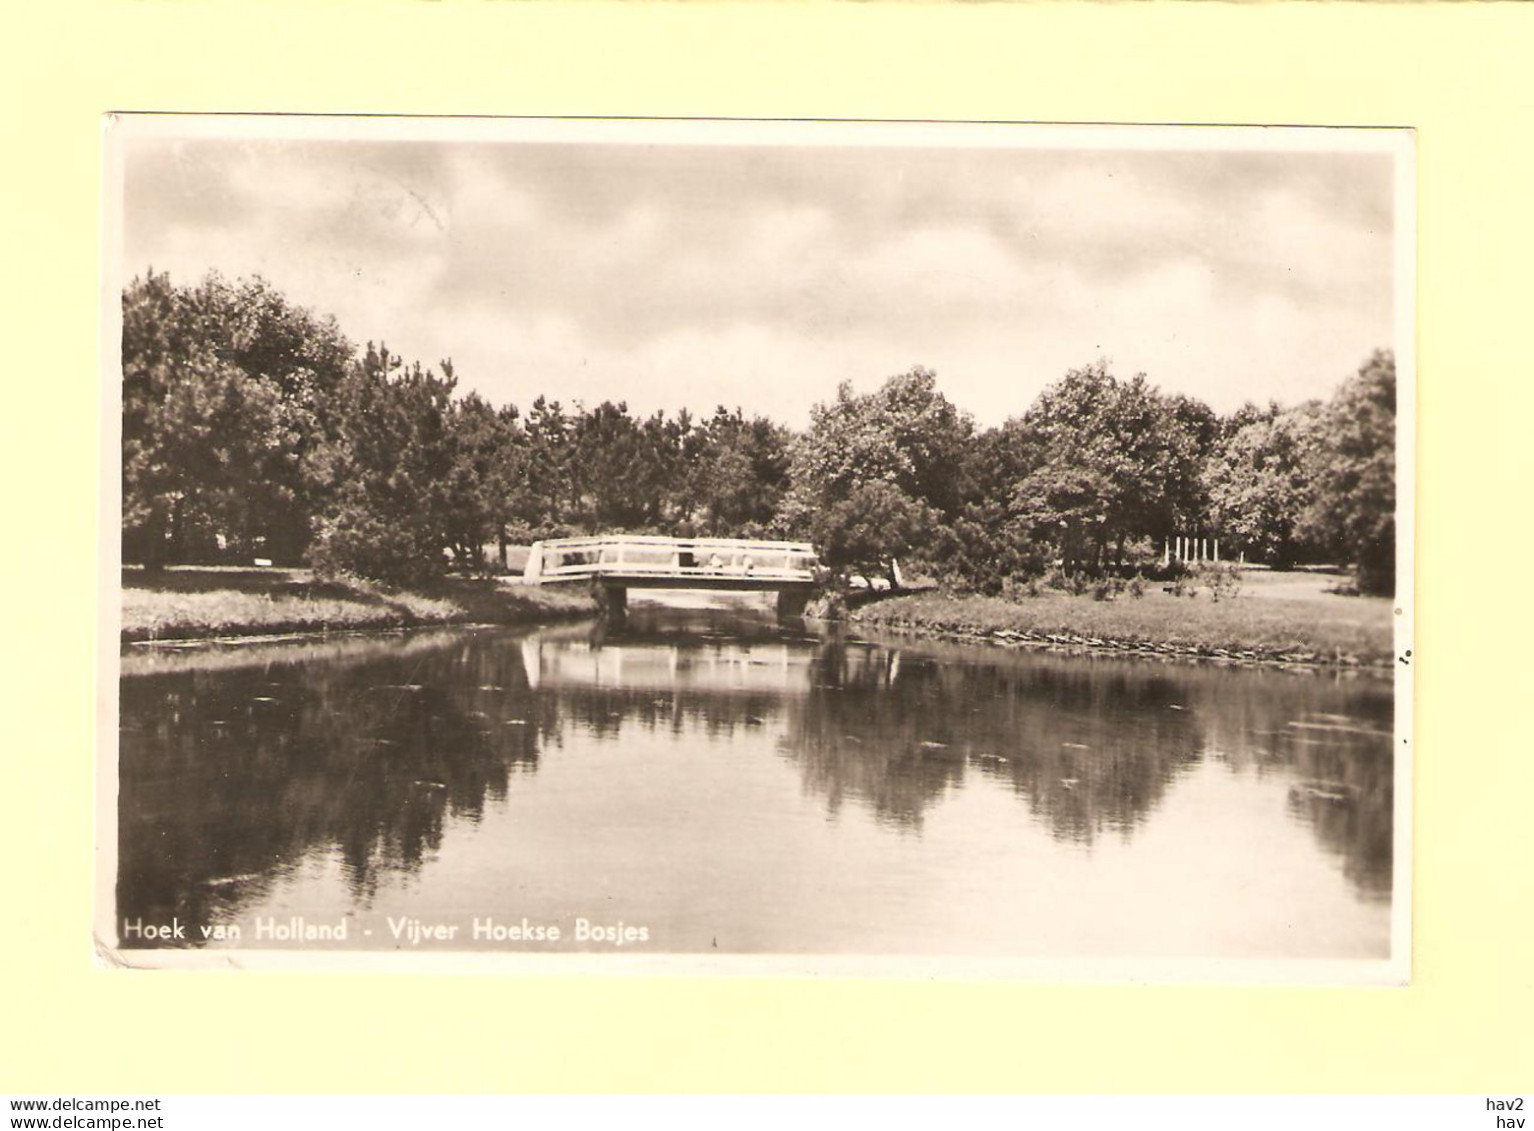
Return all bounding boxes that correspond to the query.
[522,535,821,617]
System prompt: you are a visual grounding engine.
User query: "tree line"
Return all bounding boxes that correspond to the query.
[122,271,1397,594]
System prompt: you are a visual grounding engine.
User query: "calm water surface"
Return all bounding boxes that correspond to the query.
[117,598,1394,958]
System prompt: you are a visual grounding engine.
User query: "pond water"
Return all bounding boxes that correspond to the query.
[115,599,1395,960]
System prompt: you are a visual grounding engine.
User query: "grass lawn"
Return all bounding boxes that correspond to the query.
[121,567,596,643]
[851,568,1395,667]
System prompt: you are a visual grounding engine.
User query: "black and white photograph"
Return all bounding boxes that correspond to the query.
[99,116,1412,979]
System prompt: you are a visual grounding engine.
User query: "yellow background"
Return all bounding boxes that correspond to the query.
[2,0,1528,1093]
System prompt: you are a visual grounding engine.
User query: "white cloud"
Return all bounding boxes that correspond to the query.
[123,135,1398,426]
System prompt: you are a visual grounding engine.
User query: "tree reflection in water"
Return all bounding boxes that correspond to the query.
[119,629,552,934]
[785,634,1392,904]
[117,613,1394,946]
[787,641,1205,840]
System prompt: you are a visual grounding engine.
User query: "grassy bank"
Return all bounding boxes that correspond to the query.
[847,569,1395,668]
[122,567,596,644]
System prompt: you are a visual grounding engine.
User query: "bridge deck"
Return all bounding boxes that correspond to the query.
[561,573,815,592]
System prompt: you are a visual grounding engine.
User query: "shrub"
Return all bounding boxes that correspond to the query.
[809,481,932,586]
[309,506,446,587]
[1001,574,1045,602]
[935,519,1049,596]
[1166,574,1194,599]
[1141,558,1191,583]
[1198,562,1245,603]
[806,589,847,621]
[1091,576,1126,602]
[1040,567,1089,596]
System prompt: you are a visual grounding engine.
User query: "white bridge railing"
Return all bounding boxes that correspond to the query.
[523,535,819,585]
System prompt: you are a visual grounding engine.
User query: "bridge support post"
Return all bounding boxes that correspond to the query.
[776,588,811,621]
[594,582,627,621]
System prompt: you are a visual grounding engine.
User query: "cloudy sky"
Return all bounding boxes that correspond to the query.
[121,124,1399,427]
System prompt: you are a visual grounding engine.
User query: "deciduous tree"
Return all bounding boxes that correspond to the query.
[1010,361,1203,573]
[782,366,972,533]
[1203,401,1325,568]
[1301,350,1397,594]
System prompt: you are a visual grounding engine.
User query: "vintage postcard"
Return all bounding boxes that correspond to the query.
[97,116,1413,980]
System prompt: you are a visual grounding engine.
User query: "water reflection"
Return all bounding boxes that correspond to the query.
[119,629,554,931]
[117,609,1394,953]
[788,633,1393,902]
[789,642,1206,840]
